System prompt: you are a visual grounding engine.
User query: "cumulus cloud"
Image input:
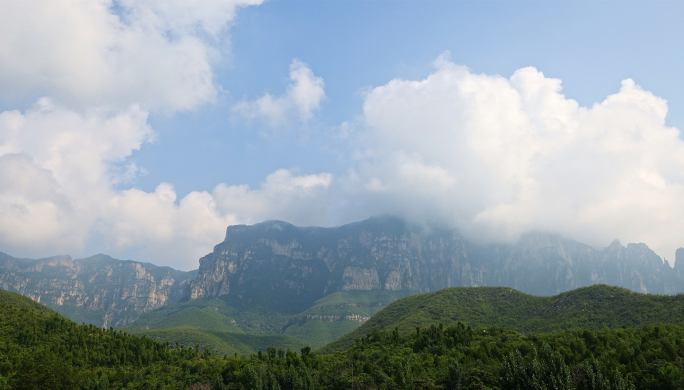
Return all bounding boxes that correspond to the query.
[347,53,684,263]
[103,170,333,269]
[0,0,262,111]
[3,4,683,274]
[0,0,337,269]
[232,59,326,126]
[0,99,153,254]
[0,99,334,269]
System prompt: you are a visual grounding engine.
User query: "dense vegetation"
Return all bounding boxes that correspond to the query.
[125,290,413,352]
[0,291,215,389]
[131,327,309,357]
[3,287,684,389]
[322,285,684,353]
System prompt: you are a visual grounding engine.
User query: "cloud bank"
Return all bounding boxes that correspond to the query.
[0,99,332,268]
[0,0,276,269]
[1,0,682,275]
[347,53,684,264]
[0,0,262,111]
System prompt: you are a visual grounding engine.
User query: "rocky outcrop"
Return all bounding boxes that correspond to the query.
[189,216,684,311]
[342,267,381,290]
[0,252,196,327]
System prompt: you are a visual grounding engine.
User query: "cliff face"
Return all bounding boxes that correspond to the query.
[190,216,684,311]
[0,252,196,327]
[2,216,683,326]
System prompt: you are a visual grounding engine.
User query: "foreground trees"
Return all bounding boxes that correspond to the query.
[2,300,684,389]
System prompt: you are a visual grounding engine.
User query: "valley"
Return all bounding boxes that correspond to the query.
[124,290,415,353]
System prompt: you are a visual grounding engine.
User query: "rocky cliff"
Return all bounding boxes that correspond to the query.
[3,216,683,326]
[189,216,684,311]
[0,252,196,327]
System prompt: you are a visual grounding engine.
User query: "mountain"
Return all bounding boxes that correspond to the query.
[319,284,684,354]
[5,283,684,389]
[0,288,56,316]
[0,252,196,327]
[188,216,684,313]
[2,215,684,336]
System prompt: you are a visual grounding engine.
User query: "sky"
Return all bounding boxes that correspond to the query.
[1,0,684,270]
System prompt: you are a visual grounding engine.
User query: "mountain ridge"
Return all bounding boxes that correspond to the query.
[2,215,684,329]
[188,216,684,311]
[0,251,197,327]
[319,284,684,354]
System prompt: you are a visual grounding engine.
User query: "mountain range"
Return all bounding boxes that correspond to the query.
[0,252,195,327]
[1,216,683,335]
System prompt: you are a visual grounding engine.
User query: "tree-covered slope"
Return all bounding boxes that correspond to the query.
[0,289,56,315]
[306,321,684,389]
[125,290,414,351]
[320,284,684,353]
[0,288,219,389]
[5,285,684,389]
[127,328,309,356]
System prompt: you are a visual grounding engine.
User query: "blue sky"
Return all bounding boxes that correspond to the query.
[138,1,684,196]
[1,1,684,269]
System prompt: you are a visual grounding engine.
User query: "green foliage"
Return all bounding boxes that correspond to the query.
[4,286,684,389]
[0,297,208,388]
[283,319,359,348]
[321,285,684,353]
[125,289,415,352]
[0,290,56,315]
[500,345,573,390]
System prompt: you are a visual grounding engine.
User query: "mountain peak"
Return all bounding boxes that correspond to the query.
[675,248,684,269]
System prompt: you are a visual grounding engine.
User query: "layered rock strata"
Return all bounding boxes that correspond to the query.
[190,216,684,312]
[0,253,196,327]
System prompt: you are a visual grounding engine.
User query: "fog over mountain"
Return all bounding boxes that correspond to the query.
[190,216,684,310]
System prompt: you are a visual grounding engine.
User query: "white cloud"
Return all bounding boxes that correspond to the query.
[349,53,684,263]
[3,6,683,274]
[0,99,153,254]
[0,0,338,269]
[104,169,333,269]
[213,169,334,224]
[0,0,262,111]
[0,99,334,269]
[233,59,326,126]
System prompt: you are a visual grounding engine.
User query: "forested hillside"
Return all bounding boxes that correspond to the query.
[3,288,684,389]
[3,216,684,338]
[321,284,684,353]
[125,290,414,352]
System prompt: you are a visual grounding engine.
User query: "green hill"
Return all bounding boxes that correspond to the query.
[4,285,684,389]
[127,328,308,356]
[0,289,56,315]
[282,290,415,348]
[320,284,684,353]
[0,288,212,389]
[124,297,290,333]
[125,290,415,352]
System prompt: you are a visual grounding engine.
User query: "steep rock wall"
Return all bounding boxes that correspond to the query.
[189,216,684,311]
[0,253,196,327]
